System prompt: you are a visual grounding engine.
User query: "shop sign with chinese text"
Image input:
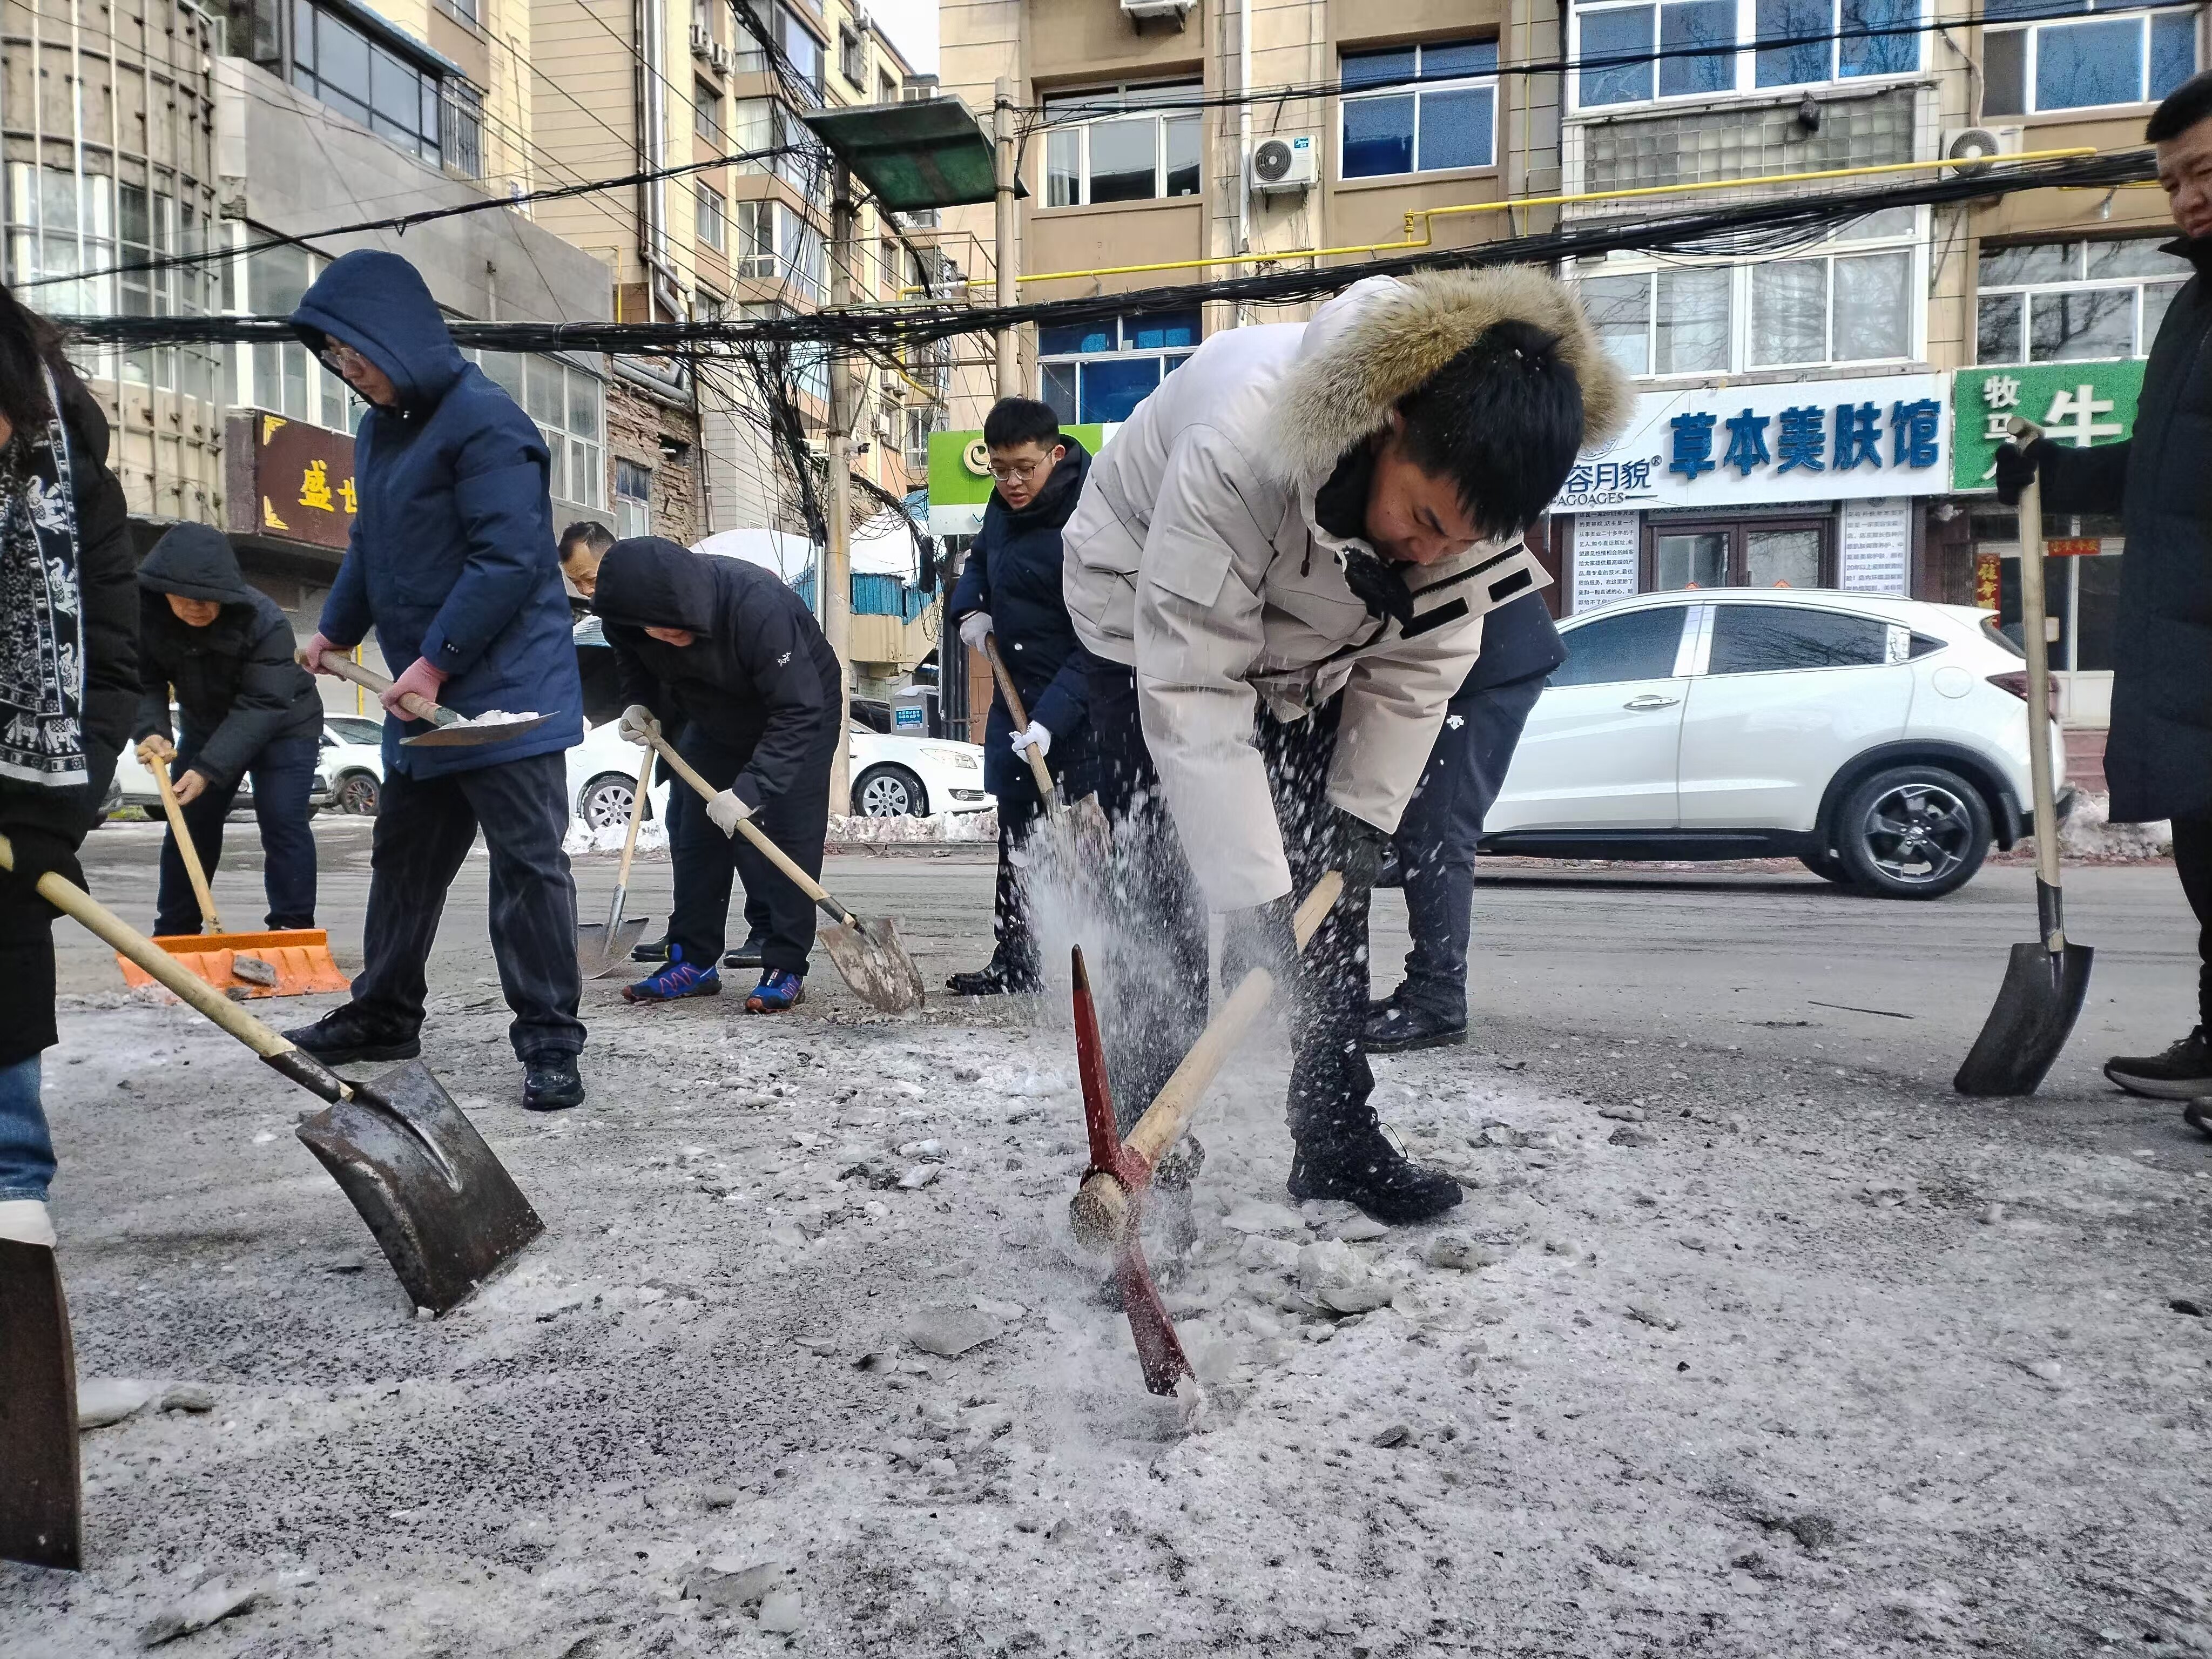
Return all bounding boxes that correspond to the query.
[222,412,359,551]
[1950,361,2143,492]
[1552,374,1950,512]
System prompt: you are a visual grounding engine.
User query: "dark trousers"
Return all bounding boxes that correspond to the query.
[155,729,319,935]
[349,752,584,1062]
[1388,672,1546,1020]
[2176,816,2212,1028]
[985,754,1047,984]
[667,725,835,976]
[1085,659,1374,1144]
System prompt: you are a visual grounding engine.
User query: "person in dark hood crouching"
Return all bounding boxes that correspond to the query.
[594,537,841,1013]
[132,524,325,937]
[279,249,589,1112]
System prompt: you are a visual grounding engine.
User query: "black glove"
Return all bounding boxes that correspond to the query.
[1993,437,2054,508]
[1331,807,1392,895]
[1220,894,1299,991]
[1,825,86,912]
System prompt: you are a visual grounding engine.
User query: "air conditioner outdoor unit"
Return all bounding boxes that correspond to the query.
[1941,125,2023,177]
[1250,134,1318,193]
[688,21,713,59]
[1119,0,1194,20]
[708,39,732,73]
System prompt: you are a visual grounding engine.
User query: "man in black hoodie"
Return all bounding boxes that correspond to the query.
[132,524,326,936]
[594,537,842,1011]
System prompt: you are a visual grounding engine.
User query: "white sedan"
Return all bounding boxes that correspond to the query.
[1484,589,2068,899]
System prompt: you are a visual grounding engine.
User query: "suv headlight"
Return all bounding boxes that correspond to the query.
[919,746,980,771]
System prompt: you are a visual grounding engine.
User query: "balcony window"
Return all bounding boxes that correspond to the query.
[695,78,725,144]
[732,199,825,301]
[1975,235,2190,363]
[1340,39,1499,177]
[1573,0,1924,108]
[470,350,605,509]
[1983,2,2198,114]
[1042,82,1202,207]
[697,183,726,252]
[734,1,822,102]
[1580,265,1734,375]
[1038,308,1199,424]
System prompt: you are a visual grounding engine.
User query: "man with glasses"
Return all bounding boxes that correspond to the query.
[945,397,1094,995]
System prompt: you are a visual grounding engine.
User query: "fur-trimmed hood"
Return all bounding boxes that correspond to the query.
[1260,267,1635,491]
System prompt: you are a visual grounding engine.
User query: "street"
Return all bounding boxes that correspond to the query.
[9,819,2212,1656]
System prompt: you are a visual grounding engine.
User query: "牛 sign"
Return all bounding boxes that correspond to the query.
[224,412,359,551]
[1950,362,2144,492]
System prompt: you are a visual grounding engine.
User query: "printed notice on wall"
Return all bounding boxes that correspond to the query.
[1839,497,1911,595]
[1572,512,1640,614]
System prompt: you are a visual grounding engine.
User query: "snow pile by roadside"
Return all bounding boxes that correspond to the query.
[830,808,997,845]
[562,818,671,858]
[2040,791,2170,860]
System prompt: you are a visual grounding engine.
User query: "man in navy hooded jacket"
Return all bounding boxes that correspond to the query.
[280,249,589,1112]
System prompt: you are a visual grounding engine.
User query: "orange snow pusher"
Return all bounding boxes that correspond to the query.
[114,751,348,999]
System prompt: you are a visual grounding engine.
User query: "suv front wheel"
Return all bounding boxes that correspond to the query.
[1833,765,1991,899]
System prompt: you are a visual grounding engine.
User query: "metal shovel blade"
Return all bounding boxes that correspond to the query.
[1954,940,2095,1097]
[0,1239,81,1570]
[294,1059,543,1313]
[818,915,926,1013]
[576,915,650,979]
[401,712,558,748]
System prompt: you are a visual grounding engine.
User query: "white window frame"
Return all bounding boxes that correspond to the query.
[731,198,825,301]
[468,349,605,510]
[1573,212,1925,377]
[1981,2,2201,116]
[1568,0,1926,112]
[615,457,653,538]
[1339,39,1501,180]
[1974,235,2191,366]
[1041,82,1203,208]
[1036,309,1201,425]
[697,182,726,252]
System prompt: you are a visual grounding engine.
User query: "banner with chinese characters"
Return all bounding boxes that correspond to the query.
[1950,361,2145,493]
[222,412,359,552]
[1551,374,1950,513]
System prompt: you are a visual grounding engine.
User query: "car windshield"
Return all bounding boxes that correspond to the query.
[326,717,384,745]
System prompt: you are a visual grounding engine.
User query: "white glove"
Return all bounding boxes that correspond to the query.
[706,788,755,837]
[957,611,993,653]
[1009,720,1051,760]
[617,704,658,747]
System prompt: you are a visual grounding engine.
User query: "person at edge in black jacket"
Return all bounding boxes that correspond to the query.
[131,523,325,938]
[595,537,843,1013]
[1995,71,2212,1129]
[0,283,140,1250]
[943,398,1094,995]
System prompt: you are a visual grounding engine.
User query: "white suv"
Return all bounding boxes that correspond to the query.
[1485,590,2069,899]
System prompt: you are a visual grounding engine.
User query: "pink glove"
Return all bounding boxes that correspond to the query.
[299,633,345,675]
[380,656,449,719]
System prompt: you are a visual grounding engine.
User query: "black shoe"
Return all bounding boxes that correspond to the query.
[2105,1027,2212,1100]
[1363,998,1468,1054]
[723,931,770,970]
[282,1004,420,1065]
[631,931,670,963]
[523,1055,585,1112]
[1374,851,1404,891]
[1287,1123,1461,1225]
[946,960,1042,996]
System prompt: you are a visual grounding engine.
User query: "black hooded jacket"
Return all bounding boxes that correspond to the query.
[134,523,323,790]
[595,537,841,811]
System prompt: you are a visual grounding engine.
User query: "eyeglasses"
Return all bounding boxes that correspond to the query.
[988,457,1047,483]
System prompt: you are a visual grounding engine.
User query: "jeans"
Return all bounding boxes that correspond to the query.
[2176,816,2212,1028]
[667,724,837,976]
[155,729,319,935]
[0,1055,53,1203]
[1388,672,1546,1020]
[348,752,585,1063]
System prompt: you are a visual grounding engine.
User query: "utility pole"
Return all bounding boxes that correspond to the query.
[824,158,855,815]
[994,76,1018,397]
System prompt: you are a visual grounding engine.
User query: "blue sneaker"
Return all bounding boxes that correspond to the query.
[745,968,805,1013]
[621,945,721,1003]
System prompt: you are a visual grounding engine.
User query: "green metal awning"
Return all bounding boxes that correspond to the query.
[798,96,1022,212]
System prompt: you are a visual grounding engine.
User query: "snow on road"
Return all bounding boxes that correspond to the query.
[9,983,2212,1655]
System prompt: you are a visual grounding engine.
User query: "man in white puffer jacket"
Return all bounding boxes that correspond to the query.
[1062,266,1630,1223]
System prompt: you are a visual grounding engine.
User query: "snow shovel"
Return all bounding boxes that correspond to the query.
[0,831,543,1313]
[640,727,926,1013]
[1068,869,1345,1402]
[112,747,349,1000]
[1956,416,2093,1097]
[576,748,655,977]
[0,1236,80,1569]
[307,652,557,747]
[981,635,1111,860]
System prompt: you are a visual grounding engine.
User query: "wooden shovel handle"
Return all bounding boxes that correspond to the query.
[642,728,857,926]
[0,830,296,1061]
[983,636,1058,801]
[149,757,220,932]
[305,649,444,726]
[616,748,654,889]
[2006,415,2066,903]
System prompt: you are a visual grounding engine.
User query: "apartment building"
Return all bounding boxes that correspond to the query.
[4,0,610,709]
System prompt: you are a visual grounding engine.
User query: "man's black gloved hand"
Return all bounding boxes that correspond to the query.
[1331,807,1393,894]
[1993,437,2055,508]
[1,825,86,912]
[1220,894,1300,991]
